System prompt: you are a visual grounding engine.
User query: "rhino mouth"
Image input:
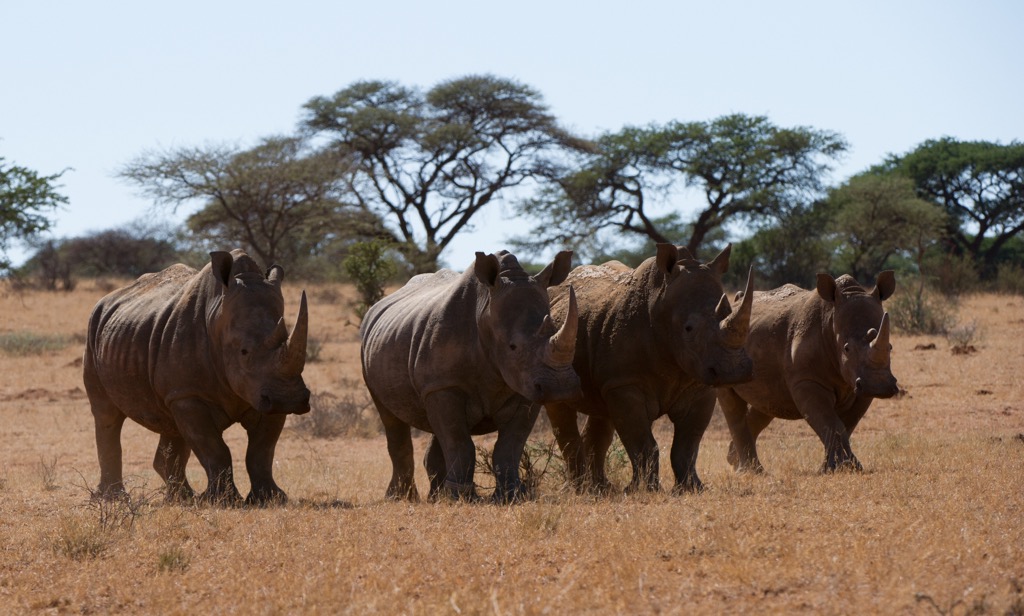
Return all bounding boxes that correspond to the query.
[257,389,312,415]
[526,368,582,403]
[699,354,754,387]
[854,377,900,399]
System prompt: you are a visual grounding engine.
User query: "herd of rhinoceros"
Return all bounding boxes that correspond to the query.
[81,245,898,505]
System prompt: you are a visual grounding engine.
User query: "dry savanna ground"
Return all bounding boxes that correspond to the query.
[1,277,1022,614]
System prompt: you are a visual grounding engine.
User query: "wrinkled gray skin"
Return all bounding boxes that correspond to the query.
[83,250,311,505]
[544,244,755,494]
[718,271,899,473]
[360,250,582,503]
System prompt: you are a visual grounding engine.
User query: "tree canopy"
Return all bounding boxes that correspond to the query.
[885,137,1024,274]
[118,136,382,275]
[826,174,946,282]
[515,114,847,259]
[0,155,68,272]
[301,74,592,272]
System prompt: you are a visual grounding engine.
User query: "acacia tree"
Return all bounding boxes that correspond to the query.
[1,155,68,272]
[119,135,381,273]
[885,137,1024,274]
[301,75,591,272]
[517,114,847,258]
[827,174,947,282]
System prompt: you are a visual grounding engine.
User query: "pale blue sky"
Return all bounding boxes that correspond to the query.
[3,0,1022,268]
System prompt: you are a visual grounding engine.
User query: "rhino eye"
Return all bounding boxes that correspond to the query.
[509,344,518,351]
[843,343,850,353]
[241,348,249,356]
[684,325,694,333]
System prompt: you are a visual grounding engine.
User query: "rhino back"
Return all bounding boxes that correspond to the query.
[84,264,224,431]
[361,269,499,427]
[550,263,665,398]
[732,285,833,417]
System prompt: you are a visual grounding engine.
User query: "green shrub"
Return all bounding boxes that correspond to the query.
[342,240,398,321]
[0,331,73,356]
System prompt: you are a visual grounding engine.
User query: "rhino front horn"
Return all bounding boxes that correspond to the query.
[721,266,754,348]
[869,312,891,363]
[546,286,578,367]
[282,291,309,376]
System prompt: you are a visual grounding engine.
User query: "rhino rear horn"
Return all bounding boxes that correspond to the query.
[546,286,578,367]
[282,291,309,376]
[721,266,754,348]
[869,312,891,363]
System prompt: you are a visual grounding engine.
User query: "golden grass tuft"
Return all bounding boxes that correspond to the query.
[1,282,1022,613]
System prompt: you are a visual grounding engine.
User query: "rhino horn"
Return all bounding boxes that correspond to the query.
[546,285,578,367]
[869,312,891,363]
[282,290,309,376]
[720,266,754,348]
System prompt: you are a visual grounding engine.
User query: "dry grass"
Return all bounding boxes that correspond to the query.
[1,280,1023,614]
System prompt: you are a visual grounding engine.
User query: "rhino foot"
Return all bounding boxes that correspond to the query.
[246,487,287,507]
[670,478,705,495]
[436,480,480,503]
[92,483,129,502]
[198,488,244,508]
[492,482,532,505]
[820,457,864,474]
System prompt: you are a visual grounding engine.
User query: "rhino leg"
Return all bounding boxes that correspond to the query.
[546,403,587,491]
[244,413,287,506]
[376,402,419,501]
[153,434,194,503]
[424,388,479,502]
[580,415,615,494]
[838,395,874,436]
[169,399,242,506]
[91,401,128,500]
[605,386,660,493]
[719,388,765,473]
[667,387,716,494]
[790,381,861,472]
[490,403,541,504]
[424,436,446,500]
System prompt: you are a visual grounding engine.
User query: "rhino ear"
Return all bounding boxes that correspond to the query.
[675,245,696,261]
[655,244,679,275]
[707,244,732,278]
[210,251,234,288]
[474,252,501,288]
[266,264,285,285]
[816,273,838,303]
[873,270,896,302]
[536,250,573,288]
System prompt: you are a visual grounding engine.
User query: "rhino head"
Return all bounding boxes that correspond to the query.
[817,271,899,399]
[475,250,581,403]
[652,243,755,387]
[211,251,312,415]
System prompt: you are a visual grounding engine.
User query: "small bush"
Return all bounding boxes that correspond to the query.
[926,254,978,297]
[0,331,73,356]
[888,280,958,335]
[290,390,381,438]
[947,319,982,354]
[39,455,59,491]
[52,516,111,561]
[157,545,191,573]
[343,240,398,321]
[995,263,1024,295]
[305,336,325,363]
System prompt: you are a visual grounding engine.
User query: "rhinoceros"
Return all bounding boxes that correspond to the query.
[543,243,754,494]
[83,250,311,505]
[717,271,899,473]
[360,250,581,503]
